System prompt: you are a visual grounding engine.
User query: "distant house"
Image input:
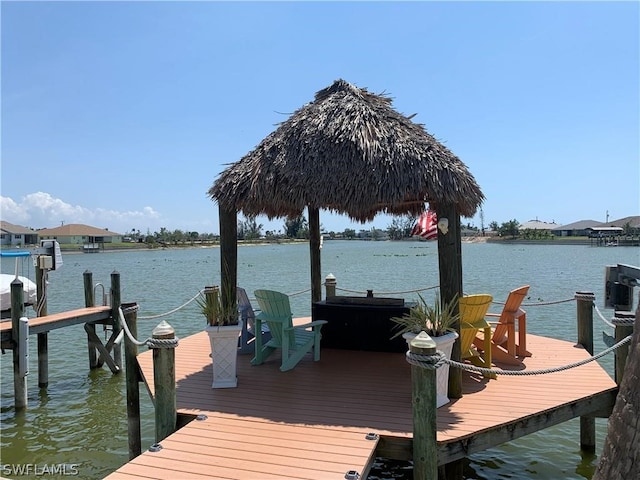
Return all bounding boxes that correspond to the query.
[553,216,640,237]
[37,224,122,245]
[604,215,640,235]
[552,220,602,237]
[0,221,39,246]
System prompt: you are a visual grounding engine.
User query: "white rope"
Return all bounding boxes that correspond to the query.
[118,307,179,348]
[136,286,311,321]
[406,334,632,376]
[594,304,615,328]
[611,315,636,327]
[138,290,204,320]
[493,297,576,307]
[118,307,148,346]
[287,288,312,297]
[445,334,633,376]
[335,285,439,296]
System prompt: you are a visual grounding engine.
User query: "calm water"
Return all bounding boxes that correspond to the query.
[1,241,638,479]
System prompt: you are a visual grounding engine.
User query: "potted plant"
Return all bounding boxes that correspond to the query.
[391,292,460,408]
[200,285,242,388]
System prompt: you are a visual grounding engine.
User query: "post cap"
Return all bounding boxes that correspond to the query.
[152,320,175,338]
[409,331,437,354]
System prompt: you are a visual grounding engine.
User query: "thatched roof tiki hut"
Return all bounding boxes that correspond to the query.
[208,79,484,398]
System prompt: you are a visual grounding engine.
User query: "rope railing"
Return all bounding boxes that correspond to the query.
[119,307,179,348]
[594,304,616,329]
[334,285,439,296]
[136,287,312,321]
[334,284,577,309]
[498,297,576,307]
[407,333,633,376]
[137,290,204,320]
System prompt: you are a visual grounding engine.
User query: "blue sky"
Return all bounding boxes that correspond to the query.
[1,1,638,236]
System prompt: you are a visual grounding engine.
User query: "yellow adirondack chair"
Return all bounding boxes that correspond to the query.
[480,285,531,365]
[251,289,327,372]
[459,294,494,378]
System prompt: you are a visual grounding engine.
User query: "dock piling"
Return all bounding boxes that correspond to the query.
[151,320,177,444]
[408,332,438,480]
[575,291,596,452]
[325,273,336,298]
[11,278,27,409]
[36,263,49,388]
[84,270,100,369]
[122,302,142,459]
[111,271,122,370]
[613,311,634,384]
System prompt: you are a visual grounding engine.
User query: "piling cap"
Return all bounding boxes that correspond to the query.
[409,331,437,354]
[152,320,175,338]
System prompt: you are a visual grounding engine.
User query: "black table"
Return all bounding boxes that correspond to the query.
[312,299,412,353]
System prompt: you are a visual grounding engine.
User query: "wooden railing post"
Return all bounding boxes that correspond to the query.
[84,270,99,368]
[122,302,141,459]
[575,291,595,452]
[408,332,438,480]
[11,278,27,409]
[613,311,635,385]
[152,320,177,443]
[325,274,336,299]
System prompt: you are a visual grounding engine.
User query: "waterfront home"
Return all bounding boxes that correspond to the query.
[37,224,123,246]
[0,221,39,246]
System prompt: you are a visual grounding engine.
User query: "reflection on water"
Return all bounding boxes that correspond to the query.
[1,241,637,479]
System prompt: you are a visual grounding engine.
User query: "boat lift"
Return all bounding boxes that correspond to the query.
[605,263,639,311]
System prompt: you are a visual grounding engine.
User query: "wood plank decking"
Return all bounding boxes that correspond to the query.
[105,330,617,479]
[0,306,112,345]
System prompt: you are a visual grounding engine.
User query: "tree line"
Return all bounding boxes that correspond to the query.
[123,213,487,245]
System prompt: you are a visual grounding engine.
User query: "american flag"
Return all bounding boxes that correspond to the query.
[411,209,438,240]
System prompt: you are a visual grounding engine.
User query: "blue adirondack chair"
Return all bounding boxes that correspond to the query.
[236,287,271,355]
[251,289,327,372]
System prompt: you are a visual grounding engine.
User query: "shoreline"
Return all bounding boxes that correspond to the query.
[8,236,638,256]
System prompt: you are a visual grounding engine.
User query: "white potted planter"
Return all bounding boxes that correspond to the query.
[206,321,243,388]
[198,285,242,389]
[403,330,459,408]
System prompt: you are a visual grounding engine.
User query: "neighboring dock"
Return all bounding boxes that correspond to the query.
[105,330,617,480]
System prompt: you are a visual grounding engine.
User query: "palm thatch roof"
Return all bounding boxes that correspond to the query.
[209,79,483,221]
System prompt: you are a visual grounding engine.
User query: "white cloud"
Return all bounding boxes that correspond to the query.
[1,192,163,233]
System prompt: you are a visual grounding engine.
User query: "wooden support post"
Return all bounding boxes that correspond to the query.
[219,207,237,317]
[575,291,595,452]
[152,320,177,443]
[35,263,49,388]
[110,271,122,370]
[84,270,99,368]
[325,273,336,299]
[309,207,322,303]
[576,292,594,355]
[122,302,141,459]
[409,332,438,480]
[11,278,27,409]
[613,311,635,385]
[436,203,462,400]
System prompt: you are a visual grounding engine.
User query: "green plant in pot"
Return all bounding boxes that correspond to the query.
[197,285,238,327]
[391,292,460,408]
[390,292,459,339]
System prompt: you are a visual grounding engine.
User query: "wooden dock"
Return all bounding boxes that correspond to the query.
[105,330,617,479]
[0,306,112,347]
